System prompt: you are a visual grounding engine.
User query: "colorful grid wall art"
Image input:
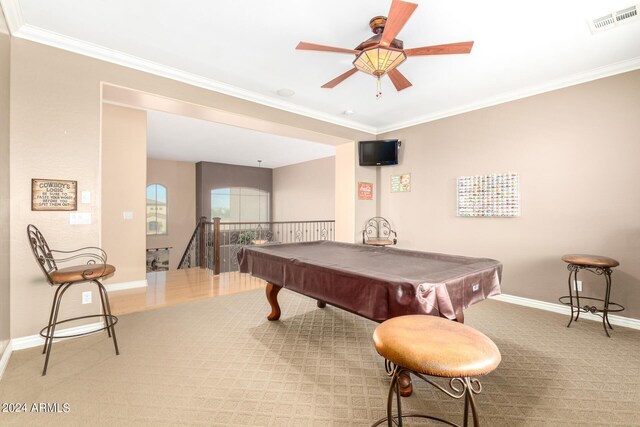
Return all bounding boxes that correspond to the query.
[457,173,520,217]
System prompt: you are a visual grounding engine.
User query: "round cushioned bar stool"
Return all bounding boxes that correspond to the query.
[560,254,623,337]
[372,315,501,427]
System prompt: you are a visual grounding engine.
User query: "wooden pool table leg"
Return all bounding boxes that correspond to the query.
[395,305,467,397]
[399,372,413,397]
[266,283,282,321]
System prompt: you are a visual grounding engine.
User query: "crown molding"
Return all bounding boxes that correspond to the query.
[377,56,640,134]
[4,0,639,136]
[10,22,378,135]
[0,0,24,34]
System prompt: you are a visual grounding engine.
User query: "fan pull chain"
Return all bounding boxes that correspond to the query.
[376,77,382,100]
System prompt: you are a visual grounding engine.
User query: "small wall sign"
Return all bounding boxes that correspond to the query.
[358,182,373,200]
[391,174,411,192]
[32,179,78,211]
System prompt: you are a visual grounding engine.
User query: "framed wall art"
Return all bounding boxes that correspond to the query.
[457,173,520,217]
[146,247,170,272]
[390,173,411,193]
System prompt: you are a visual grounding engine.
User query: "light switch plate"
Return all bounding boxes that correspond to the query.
[70,212,91,225]
[82,291,92,304]
[81,191,91,203]
[122,211,134,220]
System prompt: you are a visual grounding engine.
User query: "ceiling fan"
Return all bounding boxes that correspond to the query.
[296,0,474,98]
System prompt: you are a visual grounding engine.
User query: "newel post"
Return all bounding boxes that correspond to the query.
[213,217,221,275]
[198,216,207,268]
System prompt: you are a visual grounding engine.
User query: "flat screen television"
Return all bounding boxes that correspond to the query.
[358,139,400,166]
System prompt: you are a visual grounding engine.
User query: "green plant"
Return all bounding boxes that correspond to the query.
[238,230,256,245]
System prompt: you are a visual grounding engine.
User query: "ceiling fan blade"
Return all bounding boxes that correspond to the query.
[380,0,418,47]
[321,68,359,88]
[405,41,474,56]
[296,42,359,55]
[387,68,412,91]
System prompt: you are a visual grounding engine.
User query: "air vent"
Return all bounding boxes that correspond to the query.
[592,14,616,30]
[616,5,638,22]
[588,4,639,34]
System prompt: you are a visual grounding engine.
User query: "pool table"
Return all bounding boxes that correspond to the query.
[237,240,502,396]
[238,240,502,324]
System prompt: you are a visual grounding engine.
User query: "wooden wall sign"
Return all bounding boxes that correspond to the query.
[31,179,77,211]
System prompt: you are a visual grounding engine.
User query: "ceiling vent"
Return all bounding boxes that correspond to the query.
[588,4,639,34]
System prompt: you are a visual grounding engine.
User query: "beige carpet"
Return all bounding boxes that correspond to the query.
[1,289,639,426]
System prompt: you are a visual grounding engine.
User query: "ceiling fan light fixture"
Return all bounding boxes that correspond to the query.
[353,46,407,77]
[297,0,472,94]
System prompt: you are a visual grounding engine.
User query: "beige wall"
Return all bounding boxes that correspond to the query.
[273,157,335,222]
[11,32,634,340]
[334,142,377,243]
[0,8,10,358]
[11,44,104,338]
[101,104,147,283]
[355,155,378,242]
[147,158,196,270]
[8,38,372,338]
[378,70,640,320]
[196,161,272,220]
[335,143,356,242]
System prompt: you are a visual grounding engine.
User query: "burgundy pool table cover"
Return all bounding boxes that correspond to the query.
[238,241,502,322]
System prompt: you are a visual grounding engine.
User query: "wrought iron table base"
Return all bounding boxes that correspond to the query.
[559,263,624,337]
[372,365,482,427]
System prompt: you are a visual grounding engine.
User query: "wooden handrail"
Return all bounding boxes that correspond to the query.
[177,219,203,269]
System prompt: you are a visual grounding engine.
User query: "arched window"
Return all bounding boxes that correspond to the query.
[147,184,168,235]
[211,187,269,222]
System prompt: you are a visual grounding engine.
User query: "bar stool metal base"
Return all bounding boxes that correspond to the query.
[559,263,624,337]
[40,278,119,375]
[372,365,482,427]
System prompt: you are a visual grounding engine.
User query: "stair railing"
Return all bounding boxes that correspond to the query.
[178,217,334,274]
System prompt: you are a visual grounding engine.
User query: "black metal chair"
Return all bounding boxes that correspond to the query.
[362,217,398,246]
[27,224,119,375]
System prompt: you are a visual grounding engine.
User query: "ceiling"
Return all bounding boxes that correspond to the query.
[146,110,335,169]
[2,0,640,135]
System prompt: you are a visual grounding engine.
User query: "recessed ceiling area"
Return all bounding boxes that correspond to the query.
[146,110,336,169]
[4,0,640,133]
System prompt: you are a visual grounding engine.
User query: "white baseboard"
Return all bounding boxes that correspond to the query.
[492,293,640,331]
[0,341,13,381]
[105,279,148,292]
[11,321,105,351]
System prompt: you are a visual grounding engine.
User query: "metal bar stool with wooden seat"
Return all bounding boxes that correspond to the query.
[372,315,501,427]
[27,224,120,375]
[559,254,623,337]
[363,217,398,247]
